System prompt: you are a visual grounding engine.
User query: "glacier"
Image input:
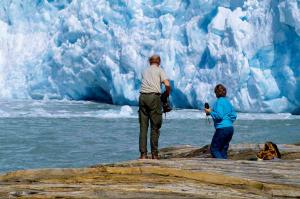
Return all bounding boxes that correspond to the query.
[0,0,299,113]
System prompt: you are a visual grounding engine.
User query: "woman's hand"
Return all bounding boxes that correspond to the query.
[204,108,211,115]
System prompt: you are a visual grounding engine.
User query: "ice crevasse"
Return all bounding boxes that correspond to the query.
[0,0,299,113]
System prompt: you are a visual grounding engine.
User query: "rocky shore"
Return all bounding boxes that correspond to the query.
[1,144,300,198]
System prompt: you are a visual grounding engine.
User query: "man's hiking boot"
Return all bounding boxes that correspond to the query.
[151,153,159,160]
[139,153,148,159]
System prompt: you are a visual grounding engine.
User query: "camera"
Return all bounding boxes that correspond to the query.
[204,102,209,116]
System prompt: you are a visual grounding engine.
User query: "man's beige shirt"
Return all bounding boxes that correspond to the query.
[140,64,168,94]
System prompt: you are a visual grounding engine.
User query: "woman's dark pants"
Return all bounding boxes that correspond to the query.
[139,93,162,155]
[210,127,234,159]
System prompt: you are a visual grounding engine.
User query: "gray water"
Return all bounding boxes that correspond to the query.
[0,100,300,173]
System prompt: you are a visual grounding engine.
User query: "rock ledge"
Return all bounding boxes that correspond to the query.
[1,144,300,198]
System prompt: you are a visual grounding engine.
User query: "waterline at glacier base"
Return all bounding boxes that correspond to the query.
[1,100,300,173]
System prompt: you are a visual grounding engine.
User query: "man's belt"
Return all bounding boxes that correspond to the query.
[140,92,160,95]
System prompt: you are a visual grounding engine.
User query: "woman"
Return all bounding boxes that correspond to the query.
[205,84,237,159]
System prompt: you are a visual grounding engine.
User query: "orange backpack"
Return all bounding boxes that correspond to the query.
[257,142,281,160]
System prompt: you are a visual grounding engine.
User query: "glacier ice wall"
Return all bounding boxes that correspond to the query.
[0,0,299,113]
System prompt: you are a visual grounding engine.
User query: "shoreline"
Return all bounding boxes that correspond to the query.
[1,143,300,198]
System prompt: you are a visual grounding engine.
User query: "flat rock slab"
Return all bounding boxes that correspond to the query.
[159,144,300,160]
[1,144,300,199]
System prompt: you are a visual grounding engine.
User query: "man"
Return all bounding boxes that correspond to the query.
[139,55,171,160]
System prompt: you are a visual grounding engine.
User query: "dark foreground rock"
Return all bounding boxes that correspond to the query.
[1,144,300,199]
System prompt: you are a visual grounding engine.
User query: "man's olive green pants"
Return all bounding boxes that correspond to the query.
[139,93,162,155]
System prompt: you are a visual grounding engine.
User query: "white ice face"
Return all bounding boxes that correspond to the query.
[0,0,299,113]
